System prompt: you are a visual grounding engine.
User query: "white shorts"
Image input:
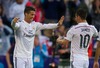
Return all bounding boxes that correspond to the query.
[70,59,89,68]
[13,57,33,68]
[70,54,89,68]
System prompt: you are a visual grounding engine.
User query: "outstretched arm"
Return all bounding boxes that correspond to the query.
[57,16,64,27]
[36,16,64,30]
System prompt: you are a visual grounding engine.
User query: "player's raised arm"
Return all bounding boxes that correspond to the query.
[57,16,64,27]
[56,36,69,46]
[36,16,64,30]
[11,17,20,30]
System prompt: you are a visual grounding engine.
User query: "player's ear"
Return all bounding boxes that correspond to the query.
[24,13,27,16]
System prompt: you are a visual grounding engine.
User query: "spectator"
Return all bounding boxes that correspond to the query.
[84,0,93,11]
[39,34,53,56]
[56,25,70,67]
[32,0,45,23]
[91,0,100,31]
[0,0,15,18]
[88,38,93,58]
[0,18,13,56]
[0,4,11,28]
[33,35,48,68]
[0,17,13,68]
[8,0,28,21]
[6,37,15,68]
[42,0,65,23]
[26,0,33,7]
[63,0,79,28]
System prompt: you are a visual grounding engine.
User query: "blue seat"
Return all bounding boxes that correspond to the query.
[0,62,4,68]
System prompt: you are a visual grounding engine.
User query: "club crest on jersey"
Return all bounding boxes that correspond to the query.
[23,33,35,37]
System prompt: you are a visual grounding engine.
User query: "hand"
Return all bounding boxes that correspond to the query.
[13,17,19,23]
[0,18,3,27]
[58,49,66,54]
[93,61,99,68]
[56,37,61,43]
[8,64,12,68]
[58,16,64,26]
[56,36,63,43]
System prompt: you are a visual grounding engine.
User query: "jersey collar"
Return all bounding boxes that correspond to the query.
[23,20,32,25]
[78,22,88,25]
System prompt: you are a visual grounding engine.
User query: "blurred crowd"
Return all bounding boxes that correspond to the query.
[0,0,100,68]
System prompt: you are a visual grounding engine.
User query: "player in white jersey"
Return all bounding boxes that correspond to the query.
[93,31,100,68]
[57,8,98,68]
[11,6,64,68]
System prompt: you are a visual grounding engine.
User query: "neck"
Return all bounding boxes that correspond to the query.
[78,19,86,23]
[24,18,31,23]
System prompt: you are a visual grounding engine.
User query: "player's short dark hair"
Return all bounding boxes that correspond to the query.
[76,8,87,20]
[24,6,35,14]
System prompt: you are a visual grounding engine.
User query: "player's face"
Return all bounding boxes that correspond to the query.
[26,11,35,21]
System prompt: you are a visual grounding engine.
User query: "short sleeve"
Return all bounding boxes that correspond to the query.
[97,31,100,41]
[64,26,74,41]
[92,26,98,37]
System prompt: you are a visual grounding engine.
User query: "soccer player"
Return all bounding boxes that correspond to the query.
[57,8,98,68]
[11,6,64,68]
[93,31,100,68]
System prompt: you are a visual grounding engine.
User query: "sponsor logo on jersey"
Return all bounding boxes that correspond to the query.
[23,33,35,37]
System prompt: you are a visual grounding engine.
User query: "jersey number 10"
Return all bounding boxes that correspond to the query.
[80,34,90,48]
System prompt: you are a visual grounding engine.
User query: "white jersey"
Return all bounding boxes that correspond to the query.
[65,22,98,61]
[11,20,58,58]
[97,31,100,41]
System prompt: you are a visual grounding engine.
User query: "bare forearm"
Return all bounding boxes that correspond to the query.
[57,39,67,45]
[6,53,11,65]
[94,41,100,62]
